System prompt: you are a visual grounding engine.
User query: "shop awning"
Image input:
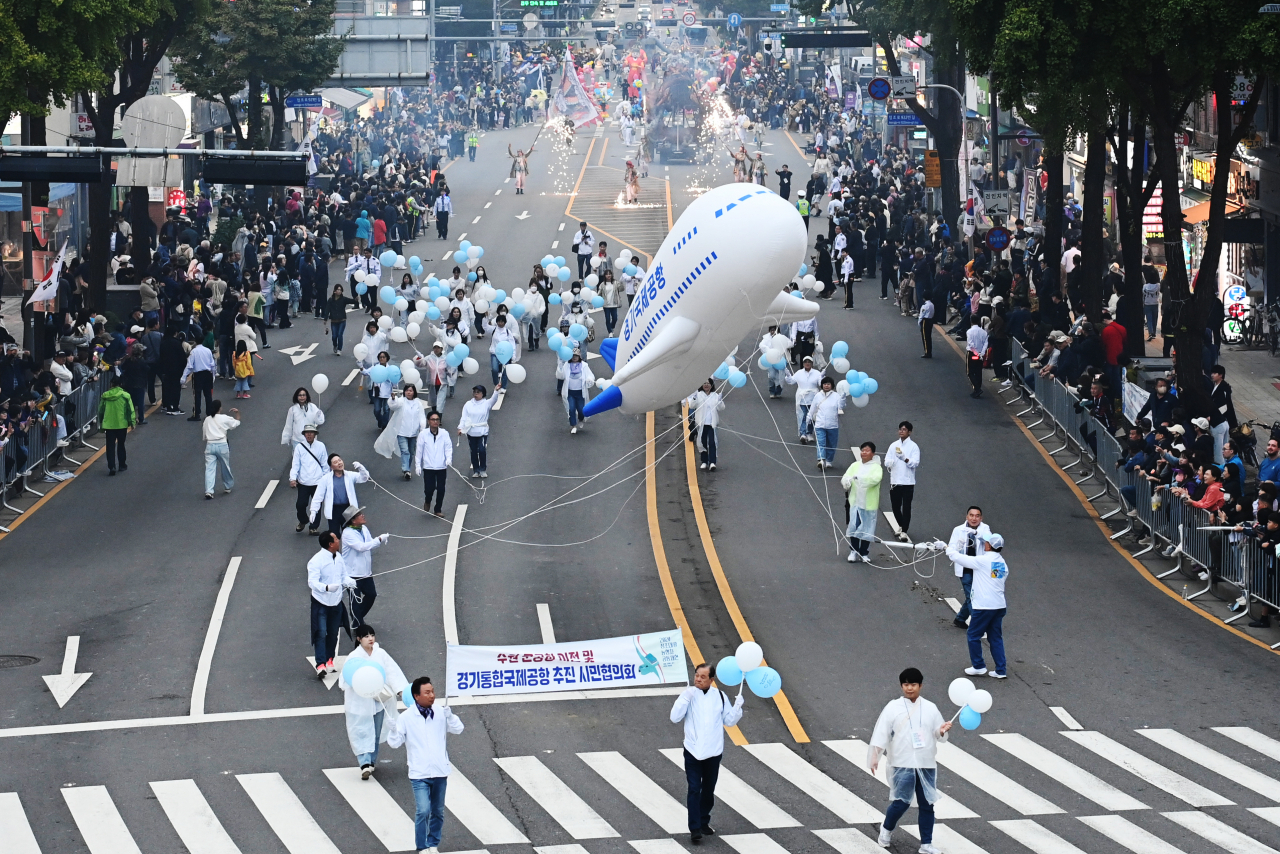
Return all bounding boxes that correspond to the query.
[1181,199,1243,227]
[320,88,372,111]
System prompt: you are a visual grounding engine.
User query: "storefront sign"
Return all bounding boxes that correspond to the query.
[447,630,686,696]
[1191,154,1214,187]
[924,150,941,188]
[1143,183,1164,239]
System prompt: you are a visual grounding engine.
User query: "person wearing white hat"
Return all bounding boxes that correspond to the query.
[946,532,1009,678]
[340,505,389,634]
[784,356,822,443]
[290,424,328,534]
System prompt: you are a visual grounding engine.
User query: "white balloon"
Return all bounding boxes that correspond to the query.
[406,322,421,339]
[466,258,478,269]
[590,255,601,268]
[503,298,515,309]
[836,379,850,394]
[582,289,597,302]
[354,270,367,283]
[389,326,409,343]
[402,367,422,387]
[852,393,870,408]
[400,358,416,374]
[765,348,785,364]
[723,356,735,368]
[394,297,409,312]
[614,256,627,270]
[512,288,526,301]
[475,299,490,314]
[948,677,976,707]
[595,377,612,390]
[416,299,429,313]
[585,274,599,288]
[967,688,993,714]
[735,641,764,672]
[467,245,481,259]
[831,357,850,374]
[407,311,424,325]
[435,296,451,311]
[803,274,817,287]
[365,274,380,289]
[353,343,369,361]
[311,373,330,395]
[396,254,406,268]
[546,263,560,277]
[505,363,527,383]
[351,665,384,699]
[377,315,393,331]
[462,357,479,375]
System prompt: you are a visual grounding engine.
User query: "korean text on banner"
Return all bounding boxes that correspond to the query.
[447,629,686,696]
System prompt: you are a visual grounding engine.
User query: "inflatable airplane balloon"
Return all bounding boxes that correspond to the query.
[584,184,818,417]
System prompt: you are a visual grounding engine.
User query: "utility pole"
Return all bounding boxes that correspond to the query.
[19,116,35,356]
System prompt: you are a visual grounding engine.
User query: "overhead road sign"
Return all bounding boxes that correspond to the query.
[781,29,873,48]
[0,155,105,183]
[770,3,789,10]
[285,94,323,108]
[204,157,308,186]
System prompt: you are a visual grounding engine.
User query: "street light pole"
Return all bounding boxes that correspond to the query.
[920,82,966,225]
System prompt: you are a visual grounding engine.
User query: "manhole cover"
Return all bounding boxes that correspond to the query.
[0,655,40,669]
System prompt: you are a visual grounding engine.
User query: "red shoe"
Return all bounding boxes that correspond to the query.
[325,658,336,673]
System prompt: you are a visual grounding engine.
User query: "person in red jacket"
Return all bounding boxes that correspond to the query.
[373,216,388,253]
[1100,311,1127,393]
[1173,464,1225,513]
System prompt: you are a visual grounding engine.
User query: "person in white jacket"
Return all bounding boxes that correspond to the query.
[290,425,329,534]
[340,506,389,633]
[785,356,823,443]
[670,662,745,841]
[387,677,465,854]
[414,411,453,516]
[556,351,595,433]
[522,289,547,350]
[458,380,503,478]
[758,327,790,398]
[340,625,409,780]
[868,667,951,853]
[687,379,725,471]
[804,376,845,469]
[385,385,428,478]
[359,321,389,403]
[948,506,992,629]
[310,454,371,534]
[282,386,325,447]
[884,421,921,542]
[486,313,520,385]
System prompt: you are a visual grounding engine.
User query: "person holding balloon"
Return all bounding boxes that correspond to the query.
[339,624,409,781]
[557,351,596,434]
[669,662,745,843]
[364,351,395,429]
[386,385,428,479]
[487,314,520,386]
[358,321,389,403]
[867,667,952,854]
[804,376,844,470]
[458,379,503,479]
[687,379,725,472]
[946,532,1010,678]
[784,356,822,444]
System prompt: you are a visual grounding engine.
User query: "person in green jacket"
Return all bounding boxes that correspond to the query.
[840,441,883,563]
[98,373,137,475]
[466,127,479,162]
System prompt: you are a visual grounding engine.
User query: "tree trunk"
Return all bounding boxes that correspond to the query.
[1113,104,1149,358]
[1080,126,1107,321]
[1041,151,1064,293]
[246,75,263,149]
[933,58,965,232]
[130,185,152,271]
[85,90,121,313]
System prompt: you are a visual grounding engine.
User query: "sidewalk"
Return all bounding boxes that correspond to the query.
[1139,333,1280,425]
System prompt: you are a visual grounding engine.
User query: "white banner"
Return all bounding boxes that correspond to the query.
[447,629,686,696]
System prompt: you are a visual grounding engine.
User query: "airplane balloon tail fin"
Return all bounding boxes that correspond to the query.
[583,384,623,417]
[599,337,618,370]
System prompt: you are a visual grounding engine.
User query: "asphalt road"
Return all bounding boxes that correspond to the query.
[3,103,1280,854]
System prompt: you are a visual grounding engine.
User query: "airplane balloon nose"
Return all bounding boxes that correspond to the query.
[583,384,623,417]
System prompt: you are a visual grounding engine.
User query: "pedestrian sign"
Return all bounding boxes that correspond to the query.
[727,11,742,26]
[986,226,1012,252]
[867,77,891,101]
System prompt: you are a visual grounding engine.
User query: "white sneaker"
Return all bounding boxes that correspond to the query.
[571,426,578,434]
[700,462,708,470]
[918,845,943,854]
[848,552,860,563]
[877,825,892,848]
[964,666,988,676]
[898,531,912,542]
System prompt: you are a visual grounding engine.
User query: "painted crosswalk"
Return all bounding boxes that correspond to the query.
[14,725,1280,854]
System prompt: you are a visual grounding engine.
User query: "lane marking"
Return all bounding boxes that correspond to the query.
[443,504,468,647]
[537,603,556,643]
[1137,728,1280,801]
[492,388,506,411]
[150,779,244,854]
[552,240,559,249]
[741,742,881,822]
[823,738,977,818]
[237,772,342,854]
[982,733,1147,810]
[812,828,894,854]
[935,742,1064,815]
[578,751,687,834]
[446,768,530,844]
[343,368,360,386]
[682,402,809,744]
[458,232,468,241]
[1078,815,1185,854]
[1060,730,1232,806]
[0,792,42,854]
[559,222,566,231]
[1163,810,1279,854]
[598,137,610,166]
[472,216,482,224]
[495,189,502,195]
[722,835,791,854]
[43,634,92,708]
[61,786,143,854]
[304,654,347,689]
[783,131,807,157]
[666,179,673,230]
[658,748,800,828]
[566,138,597,216]
[255,479,279,509]
[1216,726,1280,761]
[485,202,492,209]
[323,768,415,851]
[191,556,243,716]
[903,824,989,854]
[990,820,1088,854]
[494,756,619,839]
[1052,706,1084,730]
[505,177,511,183]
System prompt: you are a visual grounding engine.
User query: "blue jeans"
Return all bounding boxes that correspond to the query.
[204,442,233,493]
[604,306,618,332]
[1144,304,1158,337]
[397,434,417,473]
[411,777,449,850]
[310,597,342,663]
[883,768,935,844]
[796,404,811,438]
[767,366,784,396]
[955,570,973,622]
[968,607,1007,673]
[567,389,585,425]
[374,397,390,429]
[490,354,507,386]
[332,321,347,351]
[234,378,250,393]
[356,710,384,767]
[816,426,838,463]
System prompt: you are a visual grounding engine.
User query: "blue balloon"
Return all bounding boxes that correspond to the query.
[772,359,788,371]
[728,369,747,388]
[386,365,402,384]
[714,362,731,380]
[428,286,441,300]
[559,344,574,361]
[863,377,879,394]
[459,240,472,251]
[848,382,865,397]
[369,365,388,383]
[379,285,396,304]
[427,276,440,288]
[715,655,744,686]
[591,296,604,308]
[557,268,571,282]
[341,657,385,684]
[511,303,527,318]
[356,283,368,295]
[569,323,589,342]
[798,263,808,276]
[857,371,869,383]
[746,666,782,698]
[475,247,485,258]
[446,351,462,367]
[959,707,982,730]
[454,343,470,360]
[495,341,515,364]
[831,341,849,359]
[554,255,566,267]
[427,306,441,320]
[454,250,467,264]
[845,370,859,386]
[548,332,564,350]
[542,255,555,267]
[409,256,421,268]
[494,289,507,303]
[380,250,397,268]
[372,158,380,167]
[549,293,562,305]
[402,684,415,707]
[624,264,638,276]
[467,272,477,282]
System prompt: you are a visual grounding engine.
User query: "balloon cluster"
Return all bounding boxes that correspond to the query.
[342,657,387,699]
[454,240,486,270]
[541,254,573,283]
[947,677,994,730]
[379,250,409,270]
[713,354,746,388]
[826,341,879,409]
[714,642,782,699]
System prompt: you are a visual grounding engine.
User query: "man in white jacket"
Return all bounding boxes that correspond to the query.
[884,421,921,542]
[290,425,328,534]
[670,663,745,843]
[387,676,465,854]
[414,411,453,516]
[948,506,992,629]
[310,454,371,534]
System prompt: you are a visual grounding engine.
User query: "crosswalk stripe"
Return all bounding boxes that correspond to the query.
[1162,810,1280,854]
[903,823,990,854]
[990,819,1089,853]
[578,751,688,834]
[535,844,591,854]
[629,839,689,854]
[149,779,243,854]
[236,772,342,854]
[742,743,882,824]
[445,768,530,844]
[983,733,1148,810]
[1216,727,1280,763]
[495,756,620,839]
[0,792,42,854]
[659,748,801,829]
[1060,730,1234,806]
[813,827,892,854]
[323,768,416,851]
[722,832,792,854]
[935,743,1064,815]
[1138,729,1280,802]
[823,739,978,819]
[60,786,143,854]
[1078,814,1188,854]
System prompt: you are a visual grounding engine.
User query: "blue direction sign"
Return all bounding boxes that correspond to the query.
[285,94,323,109]
[727,11,742,26]
[867,77,891,101]
[886,111,920,126]
[769,3,789,10]
[986,226,1012,252]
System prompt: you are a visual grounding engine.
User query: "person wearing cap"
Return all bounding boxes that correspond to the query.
[310,454,372,534]
[946,532,1010,678]
[1190,417,1214,462]
[307,530,356,676]
[414,410,453,516]
[784,356,822,444]
[290,424,329,534]
[948,506,992,628]
[341,506,389,634]
[50,350,73,397]
[868,667,951,853]
[458,380,503,478]
[841,441,883,563]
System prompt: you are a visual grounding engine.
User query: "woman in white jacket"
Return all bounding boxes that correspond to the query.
[804,375,845,470]
[358,321,389,403]
[339,625,409,780]
[600,270,623,336]
[383,385,427,478]
[282,387,326,447]
[784,356,823,443]
[758,326,791,398]
[686,378,725,471]
[556,351,595,433]
[486,313,520,386]
[522,289,547,350]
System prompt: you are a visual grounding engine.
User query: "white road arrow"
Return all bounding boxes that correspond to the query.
[43,636,91,708]
[277,342,319,365]
[515,211,531,220]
